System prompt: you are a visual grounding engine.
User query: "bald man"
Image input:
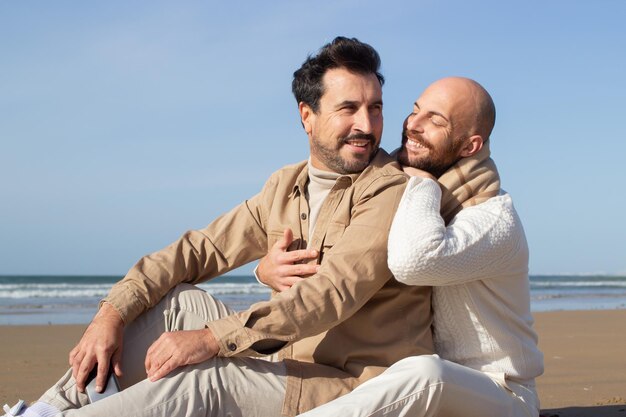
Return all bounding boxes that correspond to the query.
[261,78,544,417]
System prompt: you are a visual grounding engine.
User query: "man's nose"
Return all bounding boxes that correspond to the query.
[353,108,374,133]
[405,113,424,133]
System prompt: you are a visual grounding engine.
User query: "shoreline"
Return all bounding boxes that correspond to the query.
[3,274,626,326]
[1,310,625,416]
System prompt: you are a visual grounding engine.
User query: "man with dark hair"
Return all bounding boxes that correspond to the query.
[2,37,434,417]
[292,36,385,115]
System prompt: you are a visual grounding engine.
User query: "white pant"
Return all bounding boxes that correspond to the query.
[298,355,539,417]
[39,284,288,417]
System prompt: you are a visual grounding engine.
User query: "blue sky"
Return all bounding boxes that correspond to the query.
[1,1,624,276]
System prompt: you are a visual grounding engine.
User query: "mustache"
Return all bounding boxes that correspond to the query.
[341,133,377,145]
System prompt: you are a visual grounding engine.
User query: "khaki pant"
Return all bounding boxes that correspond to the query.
[298,355,539,417]
[39,284,288,417]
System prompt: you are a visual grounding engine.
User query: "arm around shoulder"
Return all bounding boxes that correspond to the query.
[388,176,526,286]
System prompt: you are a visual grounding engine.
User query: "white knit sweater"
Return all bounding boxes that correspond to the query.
[388,177,544,384]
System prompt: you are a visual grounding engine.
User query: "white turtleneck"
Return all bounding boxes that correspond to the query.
[306,161,340,240]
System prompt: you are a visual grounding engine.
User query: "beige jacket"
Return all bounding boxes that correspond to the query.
[104,149,432,415]
[104,144,499,415]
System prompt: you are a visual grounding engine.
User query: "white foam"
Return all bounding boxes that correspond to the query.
[530,280,626,288]
[0,282,270,299]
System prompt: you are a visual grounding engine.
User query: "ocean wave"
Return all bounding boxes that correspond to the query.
[2,276,624,301]
[530,280,626,288]
[198,283,271,295]
[531,292,626,300]
[0,288,112,299]
[0,282,270,299]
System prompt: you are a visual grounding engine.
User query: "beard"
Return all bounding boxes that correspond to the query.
[311,133,379,174]
[397,131,464,178]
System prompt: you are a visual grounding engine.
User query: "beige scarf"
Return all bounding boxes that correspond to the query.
[438,141,501,224]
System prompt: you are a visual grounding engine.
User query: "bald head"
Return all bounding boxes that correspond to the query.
[398,77,496,176]
[425,77,496,141]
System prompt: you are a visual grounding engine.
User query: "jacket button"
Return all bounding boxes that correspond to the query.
[228,343,237,351]
[301,213,307,220]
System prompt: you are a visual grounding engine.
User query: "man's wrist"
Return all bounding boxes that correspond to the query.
[253,264,270,288]
[97,301,124,325]
[203,328,219,357]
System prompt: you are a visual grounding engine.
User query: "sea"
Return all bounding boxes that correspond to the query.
[1,274,626,326]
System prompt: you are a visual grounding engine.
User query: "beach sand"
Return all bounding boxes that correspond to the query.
[535,310,626,417]
[1,310,625,416]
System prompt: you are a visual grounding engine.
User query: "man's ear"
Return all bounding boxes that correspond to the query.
[298,102,315,134]
[458,135,483,157]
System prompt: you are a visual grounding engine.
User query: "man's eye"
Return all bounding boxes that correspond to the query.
[430,116,446,126]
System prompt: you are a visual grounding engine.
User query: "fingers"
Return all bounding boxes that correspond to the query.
[144,338,158,374]
[148,356,176,382]
[75,354,96,393]
[94,359,110,393]
[274,230,318,265]
[279,249,318,265]
[259,228,319,292]
[73,356,84,389]
[276,276,305,291]
[70,340,117,392]
[71,349,85,380]
[112,348,124,378]
[145,330,219,382]
[145,334,169,378]
[69,346,91,392]
[274,228,294,251]
[145,334,177,382]
[277,263,319,278]
[282,228,293,246]
[69,345,79,366]
[67,305,124,393]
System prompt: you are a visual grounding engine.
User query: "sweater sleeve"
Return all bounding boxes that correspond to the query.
[388,176,524,286]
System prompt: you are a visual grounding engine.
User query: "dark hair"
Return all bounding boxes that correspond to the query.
[292,36,384,113]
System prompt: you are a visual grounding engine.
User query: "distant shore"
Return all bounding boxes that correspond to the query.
[1,310,625,416]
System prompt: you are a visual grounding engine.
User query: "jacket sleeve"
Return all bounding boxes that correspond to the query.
[387,176,527,286]
[207,173,407,357]
[102,174,278,324]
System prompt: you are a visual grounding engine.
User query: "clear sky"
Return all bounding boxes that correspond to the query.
[1,1,624,276]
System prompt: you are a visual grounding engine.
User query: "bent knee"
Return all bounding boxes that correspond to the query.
[164,284,233,328]
[167,283,205,299]
[388,355,446,383]
[165,284,213,312]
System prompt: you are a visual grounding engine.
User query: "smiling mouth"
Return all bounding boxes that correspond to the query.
[345,139,371,148]
[404,137,429,152]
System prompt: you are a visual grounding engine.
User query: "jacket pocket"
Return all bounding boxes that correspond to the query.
[267,230,305,252]
[322,222,346,250]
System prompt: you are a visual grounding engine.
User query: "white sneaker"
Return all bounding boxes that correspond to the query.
[2,400,26,417]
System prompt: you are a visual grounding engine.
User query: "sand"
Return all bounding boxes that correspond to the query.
[1,310,625,416]
[535,310,626,417]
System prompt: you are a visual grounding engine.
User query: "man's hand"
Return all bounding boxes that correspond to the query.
[402,166,437,180]
[145,328,219,382]
[257,228,319,292]
[69,302,124,393]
